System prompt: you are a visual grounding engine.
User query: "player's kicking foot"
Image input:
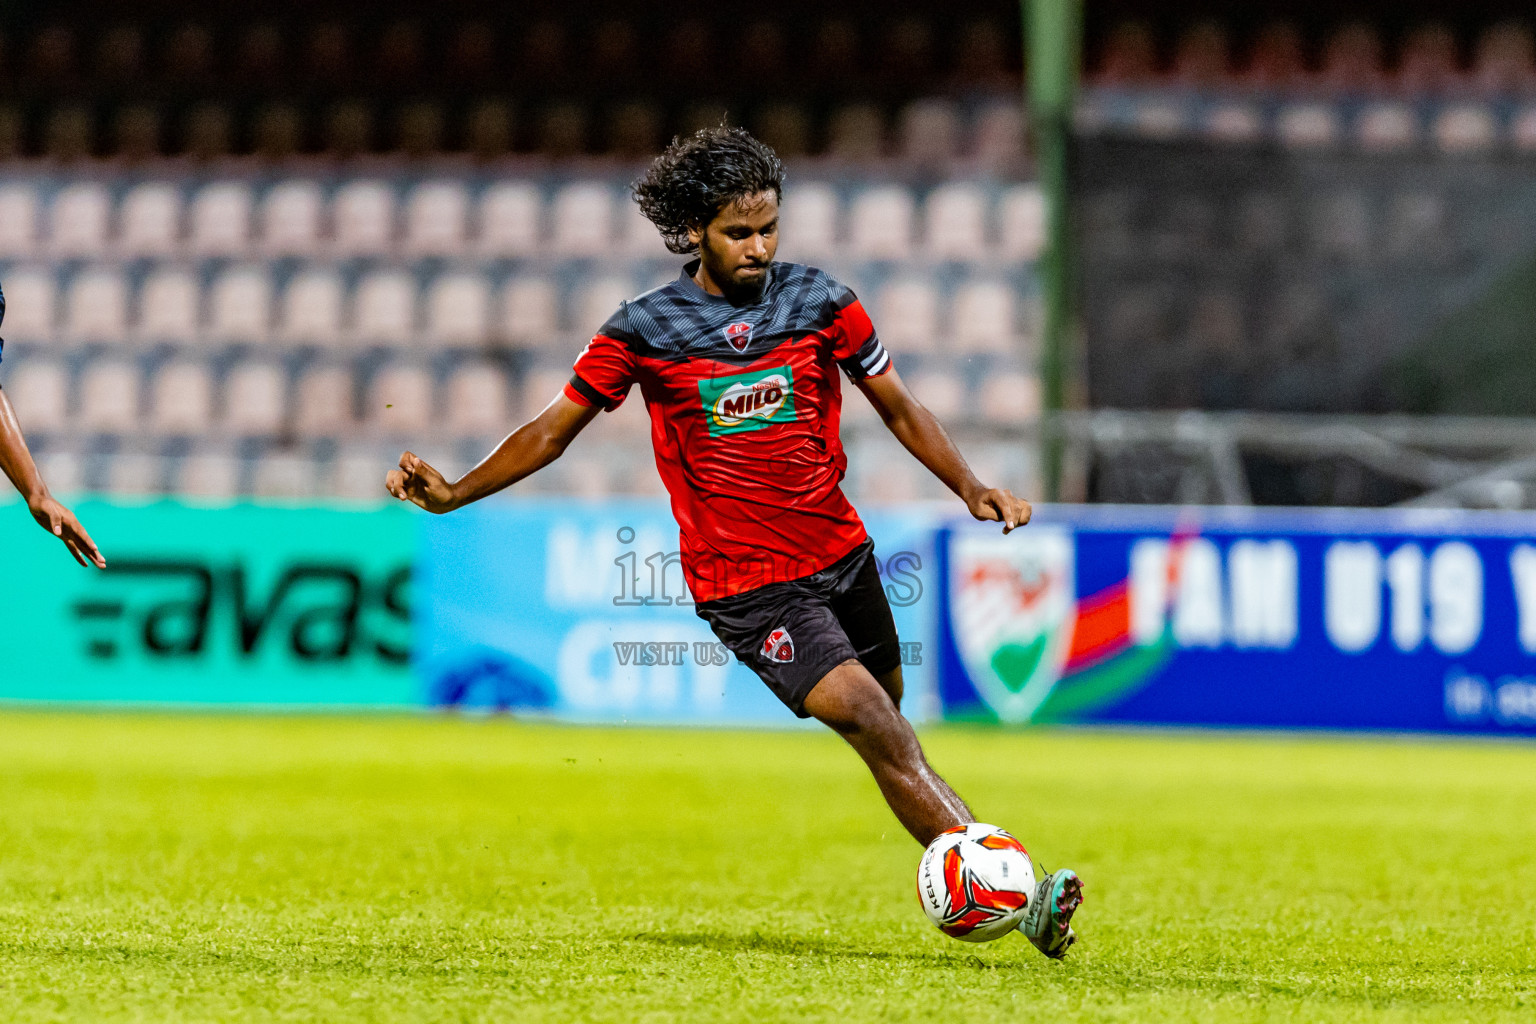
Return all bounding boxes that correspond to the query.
[1021,868,1083,959]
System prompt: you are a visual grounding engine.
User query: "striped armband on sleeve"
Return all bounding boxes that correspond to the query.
[839,334,892,380]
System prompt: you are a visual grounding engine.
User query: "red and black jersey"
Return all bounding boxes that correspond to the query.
[563,260,893,602]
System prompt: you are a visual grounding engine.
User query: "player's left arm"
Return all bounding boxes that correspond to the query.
[856,368,1031,534]
[0,385,106,567]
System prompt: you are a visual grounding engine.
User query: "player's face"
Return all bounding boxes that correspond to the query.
[692,191,779,303]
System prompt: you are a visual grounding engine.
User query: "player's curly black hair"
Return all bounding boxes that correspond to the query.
[632,126,786,256]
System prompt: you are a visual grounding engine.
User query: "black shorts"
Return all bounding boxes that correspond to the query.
[694,538,901,718]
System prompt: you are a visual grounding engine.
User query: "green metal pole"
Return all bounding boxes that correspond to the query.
[1024,0,1082,501]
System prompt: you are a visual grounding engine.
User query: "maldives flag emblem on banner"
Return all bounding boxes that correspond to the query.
[946,528,1077,724]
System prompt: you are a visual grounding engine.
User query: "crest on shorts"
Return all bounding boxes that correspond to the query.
[724,321,753,352]
[947,528,1075,724]
[761,626,795,663]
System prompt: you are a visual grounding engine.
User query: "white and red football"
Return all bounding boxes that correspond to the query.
[915,823,1034,942]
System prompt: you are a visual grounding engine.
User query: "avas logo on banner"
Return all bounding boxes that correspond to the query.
[697,365,796,436]
[947,529,1076,724]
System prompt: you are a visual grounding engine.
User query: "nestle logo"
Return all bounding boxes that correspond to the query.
[723,321,752,352]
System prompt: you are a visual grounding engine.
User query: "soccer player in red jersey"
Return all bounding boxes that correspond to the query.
[387,128,1081,955]
[0,283,105,568]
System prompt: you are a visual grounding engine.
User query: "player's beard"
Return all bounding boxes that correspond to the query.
[720,265,770,305]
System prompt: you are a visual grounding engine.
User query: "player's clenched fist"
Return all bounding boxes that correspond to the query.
[385,451,458,514]
[965,486,1032,535]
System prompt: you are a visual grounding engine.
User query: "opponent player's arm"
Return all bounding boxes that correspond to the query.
[856,368,1032,534]
[0,386,106,567]
[386,392,600,514]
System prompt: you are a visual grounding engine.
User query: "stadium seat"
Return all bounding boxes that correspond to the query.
[424,273,491,347]
[924,183,988,260]
[1204,103,1264,143]
[221,359,287,435]
[951,280,1016,353]
[277,268,345,347]
[136,268,200,344]
[0,184,39,257]
[63,267,129,343]
[826,103,885,161]
[848,186,914,260]
[1355,103,1420,151]
[873,278,939,353]
[1242,21,1308,89]
[3,358,69,432]
[148,358,214,434]
[261,180,324,256]
[0,268,57,341]
[1309,192,1370,258]
[1276,104,1341,148]
[858,456,923,503]
[570,276,632,333]
[50,182,111,258]
[442,360,510,436]
[1383,191,1448,261]
[116,182,181,256]
[778,182,839,259]
[1095,21,1158,85]
[971,102,1025,174]
[332,179,396,256]
[366,361,434,434]
[328,448,390,502]
[103,452,167,498]
[977,371,1041,425]
[896,99,960,166]
[350,270,417,346]
[477,181,542,257]
[1473,21,1536,94]
[498,277,559,346]
[550,182,613,257]
[614,196,671,258]
[1432,105,1498,152]
[188,182,253,257]
[1513,106,1536,151]
[293,362,355,435]
[1318,23,1386,93]
[1398,24,1460,93]
[753,102,810,160]
[1172,21,1230,87]
[251,452,318,499]
[902,369,965,420]
[519,366,574,421]
[998,185,1045,262]
[77,357,141,433]
[403,179,469,256]
[207,267,273,343]
[175,450,241,499]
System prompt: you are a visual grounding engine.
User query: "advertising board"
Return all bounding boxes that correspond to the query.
[0,501,415,705]
[417,500,942,725]
[936,506,1536,734]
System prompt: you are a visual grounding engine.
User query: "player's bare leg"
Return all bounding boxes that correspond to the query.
[802,659,972,845]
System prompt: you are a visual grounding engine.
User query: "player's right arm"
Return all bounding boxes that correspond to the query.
[388,311,638,514]
[385,392,600,514]
[0,385,106,567]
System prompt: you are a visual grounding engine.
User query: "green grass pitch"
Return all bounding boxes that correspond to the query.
[0,712,1533,1022]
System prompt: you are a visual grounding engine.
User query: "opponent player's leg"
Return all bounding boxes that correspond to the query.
[802,658,971,845]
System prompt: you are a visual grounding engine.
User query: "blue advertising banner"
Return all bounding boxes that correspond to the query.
[417,500,942,725]
[936,506,1536,734]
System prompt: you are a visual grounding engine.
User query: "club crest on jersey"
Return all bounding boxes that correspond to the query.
[697,365,798,437]
[762,627,795,663]
[724,321,753,352]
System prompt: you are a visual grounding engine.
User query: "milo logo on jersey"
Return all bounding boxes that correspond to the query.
[698,365,797,437]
